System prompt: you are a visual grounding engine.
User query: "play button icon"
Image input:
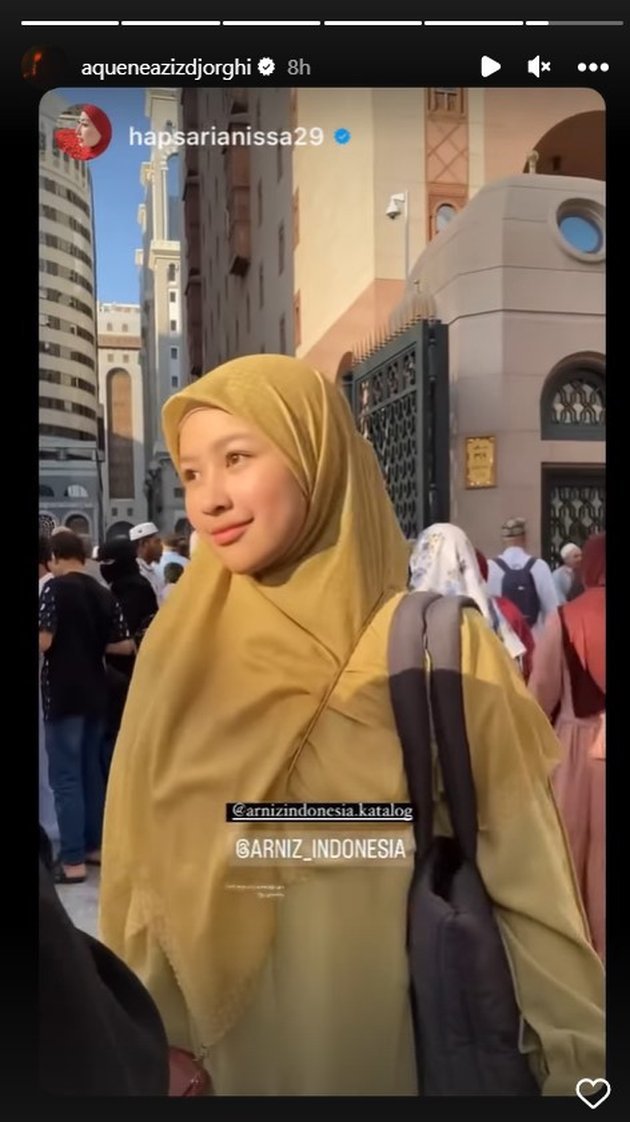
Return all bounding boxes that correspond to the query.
[481,55,502,77]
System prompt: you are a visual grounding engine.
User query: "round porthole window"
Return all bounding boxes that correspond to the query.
[554,199,605,261]
[435,203,457,232]
[559,214,602,253]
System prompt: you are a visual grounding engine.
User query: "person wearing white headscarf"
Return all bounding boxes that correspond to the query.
[553,543,582,604]
[409,523,527,668]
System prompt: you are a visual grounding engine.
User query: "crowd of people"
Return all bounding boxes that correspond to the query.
[38,354,605,1096]
[38,523,192,883]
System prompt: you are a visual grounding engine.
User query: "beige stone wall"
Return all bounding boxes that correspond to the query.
[183,86,604,394]
[294,89,376,360]
[295,89,427,375]
[409,174,605,557]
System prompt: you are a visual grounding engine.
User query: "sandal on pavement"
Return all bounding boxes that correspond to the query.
[53,863,86,885]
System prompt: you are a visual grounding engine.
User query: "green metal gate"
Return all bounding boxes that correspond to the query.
[342,320,449,541]
[541,464,606,568]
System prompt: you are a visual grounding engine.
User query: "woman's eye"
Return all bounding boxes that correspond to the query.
[182,469,199,482]
[226,452,248,467]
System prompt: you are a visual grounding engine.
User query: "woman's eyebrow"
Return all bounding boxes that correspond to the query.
[179,434,256,465]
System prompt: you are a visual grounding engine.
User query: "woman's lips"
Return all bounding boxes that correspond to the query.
[210,521,252,546]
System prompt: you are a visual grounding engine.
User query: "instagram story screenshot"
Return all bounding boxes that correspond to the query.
[6,2,624,1111]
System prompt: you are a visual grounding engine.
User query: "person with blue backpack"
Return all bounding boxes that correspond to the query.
[487,518,559,637]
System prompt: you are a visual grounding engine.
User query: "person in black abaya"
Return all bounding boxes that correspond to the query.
[98,538,159,648]
[39,845,169,1095]
[97,539,159,779]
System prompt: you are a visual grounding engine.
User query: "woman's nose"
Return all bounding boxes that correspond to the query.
[201,495,231,516]
[199,475,232,515]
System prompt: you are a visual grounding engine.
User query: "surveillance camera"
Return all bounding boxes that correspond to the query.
[386,198,401,220]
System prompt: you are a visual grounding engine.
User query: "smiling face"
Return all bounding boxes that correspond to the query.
[179,407,308,575]
[76,110,101,148]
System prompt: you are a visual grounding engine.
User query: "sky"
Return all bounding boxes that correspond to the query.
[58,87,151,304]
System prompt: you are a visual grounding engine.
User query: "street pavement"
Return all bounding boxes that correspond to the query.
[56,866,100,938]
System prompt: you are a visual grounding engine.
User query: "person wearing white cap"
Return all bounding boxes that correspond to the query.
[129,522,165,604]
[552,542,583,604]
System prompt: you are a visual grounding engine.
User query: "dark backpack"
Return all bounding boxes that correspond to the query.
[495,557,540,628]
[388,591,540,1096]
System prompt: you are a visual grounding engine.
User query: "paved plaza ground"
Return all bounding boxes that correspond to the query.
[56,866,100,938]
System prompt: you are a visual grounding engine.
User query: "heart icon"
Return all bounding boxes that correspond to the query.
[575,1079,611,1109]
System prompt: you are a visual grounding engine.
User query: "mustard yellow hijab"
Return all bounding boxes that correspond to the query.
[99,355,409,1045]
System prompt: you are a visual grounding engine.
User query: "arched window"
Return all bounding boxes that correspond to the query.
[39,484,55,497]
[65,483,89,498]
[540,361,605,441]
[107,370,134,498]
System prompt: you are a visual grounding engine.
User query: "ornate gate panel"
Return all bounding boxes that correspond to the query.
[343,320,449,541]
[541,465,605,567]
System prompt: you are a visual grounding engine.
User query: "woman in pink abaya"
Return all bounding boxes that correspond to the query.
[529,533,605,960]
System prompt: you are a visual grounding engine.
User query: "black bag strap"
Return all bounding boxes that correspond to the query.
[487,597,501,634]
[423,595,480,864]
[388,591,439,857]
[524,556,537,574]
[494,558,508,573]
[388,591,481,863]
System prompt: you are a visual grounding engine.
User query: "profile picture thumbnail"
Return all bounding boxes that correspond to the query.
[21,44,68,90]
[54,104,112,162]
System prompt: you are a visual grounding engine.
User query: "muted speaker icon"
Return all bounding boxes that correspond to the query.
[528,55,551,77]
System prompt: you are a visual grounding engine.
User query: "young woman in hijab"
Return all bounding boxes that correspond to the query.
[409,524,528,675]
[99,356,603,1096]
[475,547,535,681]
[529,533,606,960]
